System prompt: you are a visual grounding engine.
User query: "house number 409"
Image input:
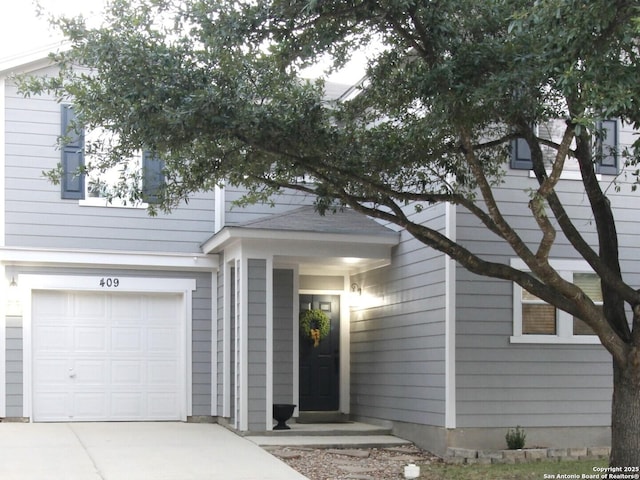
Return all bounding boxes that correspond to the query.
[99,278,120,288]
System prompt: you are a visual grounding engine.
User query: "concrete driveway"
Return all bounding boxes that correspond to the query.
[0,422,308,480]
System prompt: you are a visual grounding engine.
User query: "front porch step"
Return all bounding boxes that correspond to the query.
[247,434,412,449]
[245,421,412,449]
[296,411,350,424]
[262,421,393,437]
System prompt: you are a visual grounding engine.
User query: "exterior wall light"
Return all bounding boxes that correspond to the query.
[6,276,22,316]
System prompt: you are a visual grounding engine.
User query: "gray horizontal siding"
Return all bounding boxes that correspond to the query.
[224,185,315,226]
[453,161,633,428]
[5,321,23,418]
[350,204,448,427]
[247,259,267,430]
[273,269,294,404]
[191,272,213,417]
[4,72,215,253]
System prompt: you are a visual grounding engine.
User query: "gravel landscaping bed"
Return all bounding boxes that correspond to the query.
[266,444,440,480]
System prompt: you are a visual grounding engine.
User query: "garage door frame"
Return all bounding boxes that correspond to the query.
[20,274,196,422]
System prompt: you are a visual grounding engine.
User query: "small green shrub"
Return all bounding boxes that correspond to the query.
[505,426,526,450]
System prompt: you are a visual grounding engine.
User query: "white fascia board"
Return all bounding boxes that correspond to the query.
[0,247,219,272]
[296,259,391,276]
[20,274,197,293]
[201,227,399,254]
[0,43,67,78]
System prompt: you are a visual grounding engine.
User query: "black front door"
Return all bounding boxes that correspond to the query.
[299,294,340,411]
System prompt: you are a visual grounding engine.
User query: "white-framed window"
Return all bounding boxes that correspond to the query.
[60,105,164,208]
[82,147,142,208]
[511,119,617,178]
[510,259,601,344]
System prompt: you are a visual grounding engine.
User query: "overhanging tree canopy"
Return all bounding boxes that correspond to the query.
[19,0,640,466]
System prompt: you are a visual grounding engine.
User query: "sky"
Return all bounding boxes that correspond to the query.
[0,0,367,83]
[0,0,106,60]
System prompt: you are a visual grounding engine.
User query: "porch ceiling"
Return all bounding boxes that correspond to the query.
[276,254,391,275]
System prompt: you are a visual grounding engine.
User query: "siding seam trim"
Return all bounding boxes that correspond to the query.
[445,202,456,428]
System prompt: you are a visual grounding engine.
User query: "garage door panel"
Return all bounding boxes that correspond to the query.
[148,361,179,384]
[75,327,108,352]
[73,360,108,385]
[148,393,179,418]
[34,393,69,419]
[73,392,107,419]
[111,393,144,419]
[32,290,184,422]
[111,360,143,384]
[33,359,69,385]
[73,293,107,318]
[112,328,143,352]
[34,326,72,352]
[110,296,144,323]
[148,296,180,319]
[32,291,69,318]
[148,328,179,353]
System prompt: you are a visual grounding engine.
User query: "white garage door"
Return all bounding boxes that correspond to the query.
[32,290,185,422]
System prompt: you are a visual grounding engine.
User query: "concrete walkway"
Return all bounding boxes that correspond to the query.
[0,422,308,480]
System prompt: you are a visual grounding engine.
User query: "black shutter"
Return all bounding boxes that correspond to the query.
[142,151,165,203]
[596,120,618,175]
[510,137,533,170]
[60,105,85,199]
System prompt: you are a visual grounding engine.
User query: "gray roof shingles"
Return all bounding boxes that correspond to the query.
[236,205,398,237]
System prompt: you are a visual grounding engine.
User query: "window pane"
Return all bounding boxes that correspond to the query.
[573,305,602,336]
[573,318,596,336]
[523,304,556,334]
[521,289,542,301]
[85,128,142,200]
[574,273,602,302]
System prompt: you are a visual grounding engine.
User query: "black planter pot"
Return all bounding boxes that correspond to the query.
[272,404,296,430]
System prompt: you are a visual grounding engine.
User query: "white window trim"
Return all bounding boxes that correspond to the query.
[79,197,150,209]
[529,170,602,181]
[510,258,601,345]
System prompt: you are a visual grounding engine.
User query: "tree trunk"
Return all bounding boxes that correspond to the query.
[610,357,640,467]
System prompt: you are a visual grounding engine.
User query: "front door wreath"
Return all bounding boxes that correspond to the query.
[300,309,331,347]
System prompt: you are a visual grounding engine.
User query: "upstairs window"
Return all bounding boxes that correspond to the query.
[594,120,618,175]
[510,136,532,170]
[511,259,601,344]
[510,120,618,175]
[60,105,164,206]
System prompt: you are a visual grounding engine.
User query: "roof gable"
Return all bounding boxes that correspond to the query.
[0,43,66,78]
[237,205,398,237]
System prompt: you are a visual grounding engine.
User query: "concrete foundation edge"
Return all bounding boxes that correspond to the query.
[351,415,611,459]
